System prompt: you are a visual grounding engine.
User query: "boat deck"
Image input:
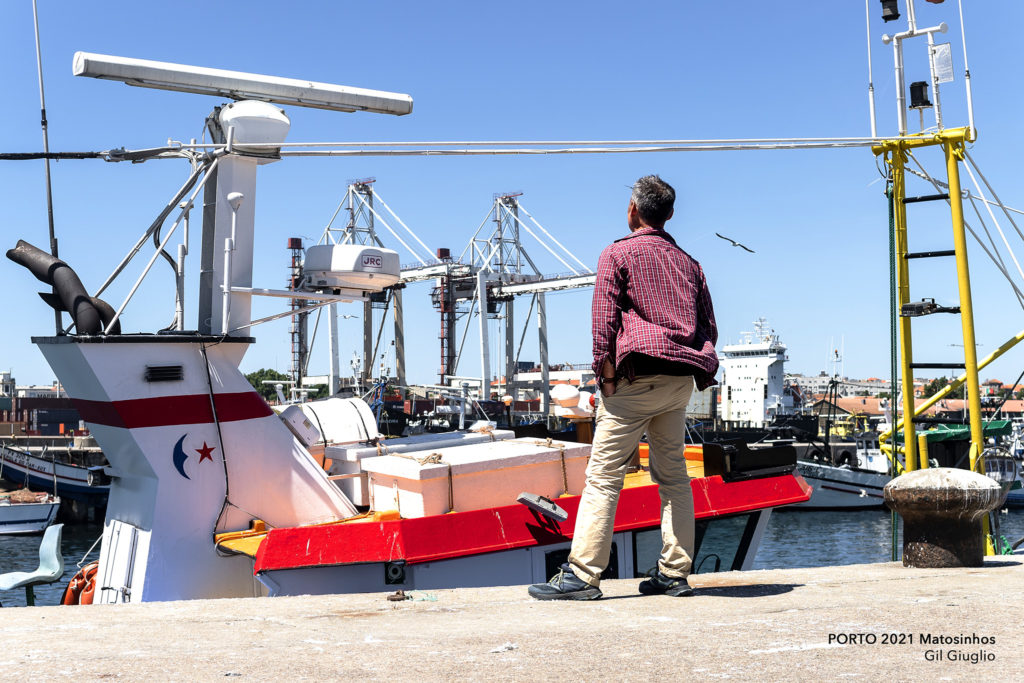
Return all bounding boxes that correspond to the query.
[1,556,1017,678]
[215,448,709,558]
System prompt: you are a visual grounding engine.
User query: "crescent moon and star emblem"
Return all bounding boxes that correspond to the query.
[172,434,217,480]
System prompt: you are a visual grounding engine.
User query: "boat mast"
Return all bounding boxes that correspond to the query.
[30,0,61,335]
[873,1,993,551]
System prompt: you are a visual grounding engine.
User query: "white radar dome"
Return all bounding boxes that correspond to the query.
[218,100,290,151]
[303,244,400,293]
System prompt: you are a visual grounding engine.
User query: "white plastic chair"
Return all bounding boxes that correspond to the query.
[0,523,64,607]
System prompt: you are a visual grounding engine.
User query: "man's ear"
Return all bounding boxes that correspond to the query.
[666,208,674,222]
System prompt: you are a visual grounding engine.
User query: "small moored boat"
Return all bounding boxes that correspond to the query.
[0,490,61,535]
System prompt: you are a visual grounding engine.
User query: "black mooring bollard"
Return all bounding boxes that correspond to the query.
[884,467,1002,568]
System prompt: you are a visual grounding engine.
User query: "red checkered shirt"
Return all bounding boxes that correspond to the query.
[592,226,719,389]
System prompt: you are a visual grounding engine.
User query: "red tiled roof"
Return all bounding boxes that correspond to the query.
[835,396,886,415]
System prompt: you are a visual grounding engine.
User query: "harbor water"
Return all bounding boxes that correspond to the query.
[753,507,1024,570]
[1,522,102,609]
[3,509,1024,608]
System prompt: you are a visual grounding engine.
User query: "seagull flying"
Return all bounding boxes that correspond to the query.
[715,233,755,253]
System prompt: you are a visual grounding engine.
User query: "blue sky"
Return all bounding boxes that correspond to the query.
[3,1,1024,388]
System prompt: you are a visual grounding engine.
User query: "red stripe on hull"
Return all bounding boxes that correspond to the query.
[254,473,812,573]
[73,392,273,429]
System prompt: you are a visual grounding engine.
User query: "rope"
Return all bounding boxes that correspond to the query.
[964,152,1024,303]
[961,157,1024,285]
[5,137,901,166]
[199,341,264,534]
[469,422,497,441]
[77,533,102,568]
[886,178,899,563]
[0,151,104,160]
[559,444,569,495]
[501,436,571,494]
[385,450,443,465]
[901,164,1024,217]
[387,451,452,512]
[905,153,1024,309]
[964,195,1024,310]
[377,435,576,513]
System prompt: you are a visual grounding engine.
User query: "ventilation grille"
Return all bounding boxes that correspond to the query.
[145,365,184,382]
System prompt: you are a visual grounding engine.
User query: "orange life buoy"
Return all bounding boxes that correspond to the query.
[79,563,98,605]
[60,576,83,605]
[60,561,99,606]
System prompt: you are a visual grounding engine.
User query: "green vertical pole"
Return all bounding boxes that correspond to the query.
[886,181,899,562]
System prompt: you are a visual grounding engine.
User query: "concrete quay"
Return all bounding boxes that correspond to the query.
[1,558,1019,681]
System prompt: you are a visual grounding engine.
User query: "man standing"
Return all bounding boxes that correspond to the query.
[529,175,718,600]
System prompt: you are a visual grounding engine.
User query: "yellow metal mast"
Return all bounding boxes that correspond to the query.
[873,127,992,553]
[943,137,985,475]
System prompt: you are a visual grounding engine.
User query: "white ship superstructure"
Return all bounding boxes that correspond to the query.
[719,319,792,428]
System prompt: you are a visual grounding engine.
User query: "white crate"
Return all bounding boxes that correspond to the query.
[325,429,516,506]
[360,439,590,518]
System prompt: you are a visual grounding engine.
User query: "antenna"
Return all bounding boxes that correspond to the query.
[877,2,950,136]
[72,52,413,115]
[31,0,60,334]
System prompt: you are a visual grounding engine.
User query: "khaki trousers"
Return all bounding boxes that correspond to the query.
[568,374,695,587]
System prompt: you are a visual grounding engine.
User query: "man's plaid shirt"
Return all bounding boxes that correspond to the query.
[591,226,719,390]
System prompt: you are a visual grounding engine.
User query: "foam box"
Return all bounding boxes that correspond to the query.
[325,429,515,505]
[360,438,590,518]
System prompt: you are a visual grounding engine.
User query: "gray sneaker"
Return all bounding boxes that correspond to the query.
[638,568,693,597]
[528,564,602,600]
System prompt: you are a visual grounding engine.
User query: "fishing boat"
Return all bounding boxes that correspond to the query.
[796,423,1021,510]
[0,444,109,505]
[4,53,811,603]
[795,438,890,510]
[0,490,60,535]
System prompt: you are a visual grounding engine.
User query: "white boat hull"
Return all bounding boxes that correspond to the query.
[0,499,61,534]
[795,461,888,510]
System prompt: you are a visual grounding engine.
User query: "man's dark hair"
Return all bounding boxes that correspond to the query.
[630,175,676,225]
